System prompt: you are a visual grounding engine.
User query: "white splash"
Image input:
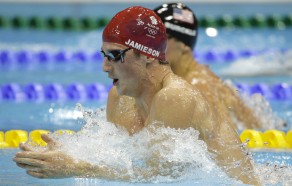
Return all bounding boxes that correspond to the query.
[35,103,292,185]
[224,80,285,130]
[49,104,242,184]
[255,162,292,185]
[241,93,286,129]
[220,50,292,77]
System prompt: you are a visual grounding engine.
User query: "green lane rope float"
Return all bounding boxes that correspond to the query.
[0,15,291,31]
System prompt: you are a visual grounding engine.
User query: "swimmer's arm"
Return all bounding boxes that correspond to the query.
[13,134,157,180]
[195,114,262,185]
[14,149,131,180]
[147,88,262,185]
[14,147,165,180]
[13,134,131,180]
[76,162,164,181]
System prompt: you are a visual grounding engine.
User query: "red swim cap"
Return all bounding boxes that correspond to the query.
[103,6,167,61]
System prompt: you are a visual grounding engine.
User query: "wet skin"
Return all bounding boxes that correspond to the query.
[104,42,261,185]
[166,37,263,130]
[13,42,261,185]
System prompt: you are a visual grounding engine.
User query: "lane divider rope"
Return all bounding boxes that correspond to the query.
[0,83,110,102]
[1,129,292,149]
[240,129,292,149]
[0,14,291,31]
[0,83,291,102]
[0,16,110,31]
[0,48,289,66]
[0,129,74,148]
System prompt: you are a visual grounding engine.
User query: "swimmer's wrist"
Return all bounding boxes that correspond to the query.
[72,161,132,181]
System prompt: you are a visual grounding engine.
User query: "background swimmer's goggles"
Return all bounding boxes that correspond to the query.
[101,48,132,63]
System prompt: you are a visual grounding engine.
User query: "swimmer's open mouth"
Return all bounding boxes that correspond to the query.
[113,79,119,86]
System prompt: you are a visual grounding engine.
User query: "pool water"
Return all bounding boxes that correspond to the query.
[1,29,292,185]
[1,143,292,185]
[1,28,291,131]
[1,2,292,186]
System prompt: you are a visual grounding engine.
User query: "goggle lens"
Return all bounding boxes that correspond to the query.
[101,48,131,63]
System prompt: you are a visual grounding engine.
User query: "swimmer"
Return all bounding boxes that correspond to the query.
[13,6,261,185]
[153,3,263,129]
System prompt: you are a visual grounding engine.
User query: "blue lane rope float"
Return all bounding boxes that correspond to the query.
[0,15,291,31]
[236,83,292,100]
[0,83,109,102]
[0,48,288,66]
[0,83,291,102]
[0,50,103,65]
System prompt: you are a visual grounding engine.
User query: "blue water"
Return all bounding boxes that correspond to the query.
[1,27,291,131]
[1,2,292,186]
[1,149,292,186]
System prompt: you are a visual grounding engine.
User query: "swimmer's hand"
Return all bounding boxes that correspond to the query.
[13,134,154,180]
[13,134,87,179]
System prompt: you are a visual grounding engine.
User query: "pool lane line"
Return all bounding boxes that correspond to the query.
[0,14,291,31]
[1,129,292,149]
[0,82,291,102]
[0,48,290,65]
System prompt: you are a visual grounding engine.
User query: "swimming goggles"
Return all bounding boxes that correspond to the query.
[101,48,132,63]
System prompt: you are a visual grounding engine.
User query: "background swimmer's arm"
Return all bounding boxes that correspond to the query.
[186,62,263,129]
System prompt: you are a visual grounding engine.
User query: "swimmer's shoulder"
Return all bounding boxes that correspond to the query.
[150,87,197,129]
[155,83,198,108]
[163,74,204,98]
[163,73,192,88]
[151,78,210,128]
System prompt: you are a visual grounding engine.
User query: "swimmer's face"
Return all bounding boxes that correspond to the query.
[102,42,147,97]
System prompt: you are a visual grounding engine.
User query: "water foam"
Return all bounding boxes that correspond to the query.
[255,162,292,185]
[241,93,286,129]
[224,80,285,130]
[47,104,242,184]
[26,103,292,185]
[220,49,292,77]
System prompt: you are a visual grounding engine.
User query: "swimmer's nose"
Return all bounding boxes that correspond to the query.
[102,60,112,73]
